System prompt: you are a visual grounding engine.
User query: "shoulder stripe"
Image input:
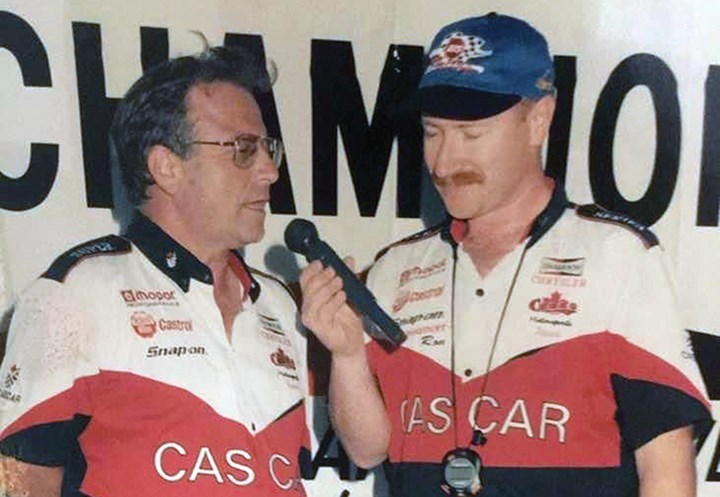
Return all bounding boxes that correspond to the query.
[576,204,659,248]
[42,235,131,283]
[374,224,444,261]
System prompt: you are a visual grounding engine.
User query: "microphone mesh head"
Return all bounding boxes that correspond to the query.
[284,219,318,255]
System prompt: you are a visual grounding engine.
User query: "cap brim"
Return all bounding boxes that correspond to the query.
[420,85,522,120]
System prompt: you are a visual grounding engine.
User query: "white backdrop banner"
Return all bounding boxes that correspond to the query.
[1,0,720,495]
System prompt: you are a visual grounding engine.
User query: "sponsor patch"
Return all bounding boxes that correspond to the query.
[271,347,297,371]
[576,204,659,248]
[531,316,572,327]
[392,286,445,313]
[258,314,285,335]
[529,291,578,316]
[260,330,292,347]
[531,274,587,288]
[69,241,117,259]
[43,235,131,283]
[131,311,193,338]
[406,323,448,336]
[399,259,447,287]
[131,311,158,338]
[538,257,585,276]
[158,318,193,332]
[120,289,179,307]
[3,364,20,389]
[396,310,445,328]
[0,365,22,402]
[146,345,207,358]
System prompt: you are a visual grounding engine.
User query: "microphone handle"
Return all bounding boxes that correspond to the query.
[305,240,406,348]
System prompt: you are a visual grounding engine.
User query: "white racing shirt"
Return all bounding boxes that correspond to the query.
[365,186,712,497]
[0,214,308,497]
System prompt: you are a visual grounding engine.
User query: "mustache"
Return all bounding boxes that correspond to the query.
[431,171,484,187]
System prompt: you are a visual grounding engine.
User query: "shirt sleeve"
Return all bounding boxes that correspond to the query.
[0,278,97,465]
[604,233,713,449]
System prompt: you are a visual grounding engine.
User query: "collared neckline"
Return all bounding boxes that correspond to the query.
[124,213,260,301]
[446,182,572,248]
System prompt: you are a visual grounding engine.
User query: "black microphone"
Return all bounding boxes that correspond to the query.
[285,218,407,349]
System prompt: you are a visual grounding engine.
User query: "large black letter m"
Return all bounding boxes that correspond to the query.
[311,40,423,218]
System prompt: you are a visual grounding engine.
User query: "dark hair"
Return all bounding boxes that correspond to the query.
[110,46,270,206]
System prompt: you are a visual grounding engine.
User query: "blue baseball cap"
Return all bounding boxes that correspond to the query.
[420,13,555,120]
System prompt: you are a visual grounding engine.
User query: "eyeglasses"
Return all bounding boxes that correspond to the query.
[191,133,284,169]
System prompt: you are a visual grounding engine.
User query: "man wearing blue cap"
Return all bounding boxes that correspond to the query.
[299,13,712,497]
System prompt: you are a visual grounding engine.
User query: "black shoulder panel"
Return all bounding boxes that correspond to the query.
[610,374,712,449]
[42,235,131,283]
[576,204,659,248]
[374,224,444,261]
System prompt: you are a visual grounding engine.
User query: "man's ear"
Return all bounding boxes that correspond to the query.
[529,95,556,147]
[147,145,184,196]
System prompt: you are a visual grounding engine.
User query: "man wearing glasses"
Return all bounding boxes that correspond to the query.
[0,47,307,496]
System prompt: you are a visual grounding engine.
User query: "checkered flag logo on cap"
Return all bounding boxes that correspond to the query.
[428,31,493,74]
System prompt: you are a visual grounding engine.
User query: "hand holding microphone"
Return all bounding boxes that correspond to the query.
[286,219,406,350]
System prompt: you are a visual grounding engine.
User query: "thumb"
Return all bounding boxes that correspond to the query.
[343,255,356,273]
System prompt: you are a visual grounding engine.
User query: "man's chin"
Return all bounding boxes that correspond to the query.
[444,203,482,220]
[439,191,485,215]
[234,226,265,249]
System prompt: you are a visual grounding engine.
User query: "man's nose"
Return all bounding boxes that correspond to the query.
[255,147,280,184]
[427,135,459,179]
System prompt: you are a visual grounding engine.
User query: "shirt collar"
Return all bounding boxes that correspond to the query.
[124,213,260,301]
[446,182,572,249]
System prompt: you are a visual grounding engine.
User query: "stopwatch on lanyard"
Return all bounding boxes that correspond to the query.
[441,227,528,496]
